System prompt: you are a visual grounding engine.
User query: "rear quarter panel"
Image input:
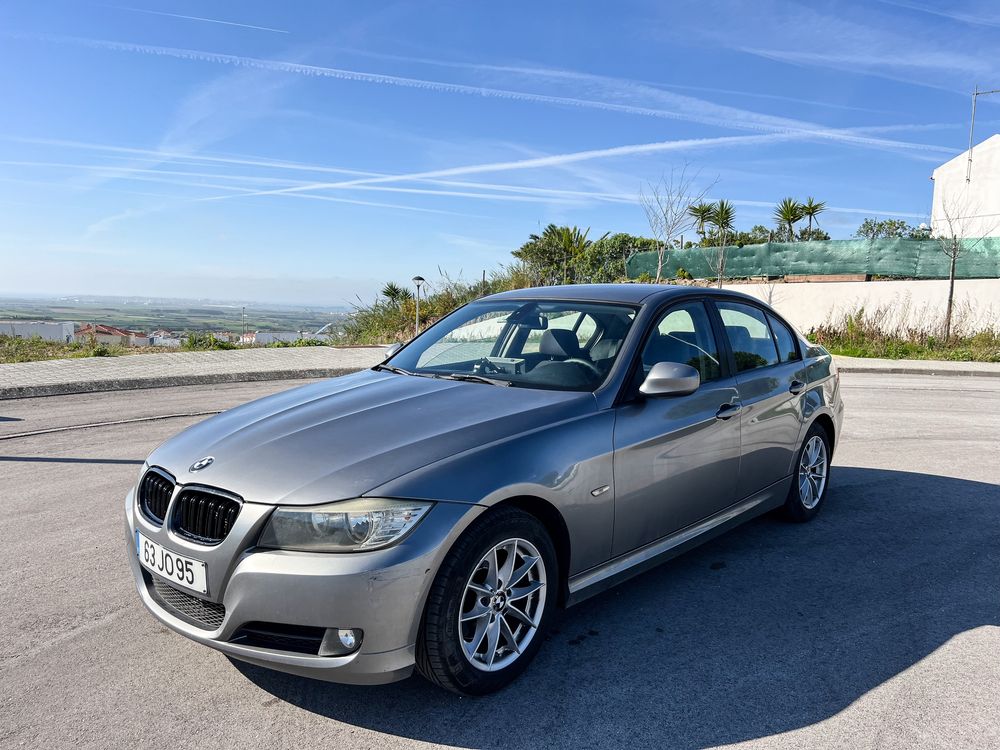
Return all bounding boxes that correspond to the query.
[798,346,844,459]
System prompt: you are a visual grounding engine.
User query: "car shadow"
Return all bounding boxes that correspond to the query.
[232,467,1000,749]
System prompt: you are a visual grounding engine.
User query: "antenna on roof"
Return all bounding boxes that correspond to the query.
[966,85,1000,183]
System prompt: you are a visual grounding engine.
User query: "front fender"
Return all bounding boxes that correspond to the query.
[366,410,616,576]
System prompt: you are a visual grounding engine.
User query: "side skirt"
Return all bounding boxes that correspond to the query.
[565,476,791,606]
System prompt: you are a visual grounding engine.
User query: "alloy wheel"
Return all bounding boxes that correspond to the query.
[459,537,547,672]
[798,435,828,510]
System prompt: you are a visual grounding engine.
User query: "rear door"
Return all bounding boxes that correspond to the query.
[611,299,741,555]
[712,299,806,497]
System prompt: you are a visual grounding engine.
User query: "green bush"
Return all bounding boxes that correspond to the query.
[182,332,236,351]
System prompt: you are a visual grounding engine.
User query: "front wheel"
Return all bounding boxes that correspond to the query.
[416,507,557,695]
[781,423,831,522]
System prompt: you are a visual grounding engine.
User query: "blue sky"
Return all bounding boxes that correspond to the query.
[1,0,998,305]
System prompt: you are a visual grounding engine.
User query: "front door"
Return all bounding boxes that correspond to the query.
[612,299,741,556]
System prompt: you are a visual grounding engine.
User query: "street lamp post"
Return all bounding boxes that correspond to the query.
[412,276,425,337]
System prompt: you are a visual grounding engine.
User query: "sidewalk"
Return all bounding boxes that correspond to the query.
[0,347,387,399]
[832,355,1000,378]
[1,347,998,399]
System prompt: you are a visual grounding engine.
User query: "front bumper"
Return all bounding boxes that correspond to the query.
[124,487,483,685]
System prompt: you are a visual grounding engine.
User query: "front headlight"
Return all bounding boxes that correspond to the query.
[258,498,433,552]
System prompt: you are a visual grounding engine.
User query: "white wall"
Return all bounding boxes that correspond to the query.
[725,278,1000,334]
[254,331,308,344]
[1,321,76,342]
[150,336,182,347]
[932,134,1000,238]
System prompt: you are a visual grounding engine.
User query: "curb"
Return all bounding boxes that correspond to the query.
[3,359,998,400]
[0,367,361,400]
[835,364,1000,379]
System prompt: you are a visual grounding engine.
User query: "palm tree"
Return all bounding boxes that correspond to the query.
[380,281,413,305]
[687,202,714,243]
[773,198,804,242]
[801,197,826,233]
[555,226,602,284]
[709,200,736,244]
[708,200,736,287]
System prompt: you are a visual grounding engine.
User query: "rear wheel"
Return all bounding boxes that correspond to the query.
[416,507,557,695]
[782,422,831,522]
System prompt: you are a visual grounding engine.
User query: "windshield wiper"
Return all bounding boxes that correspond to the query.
[434,373,511,387]
[373,364,416,376]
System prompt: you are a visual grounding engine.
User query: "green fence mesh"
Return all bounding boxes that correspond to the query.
[625,239,1000,280]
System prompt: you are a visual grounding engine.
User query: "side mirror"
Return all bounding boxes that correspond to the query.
[640,362,701,397]
[384,342,403,358]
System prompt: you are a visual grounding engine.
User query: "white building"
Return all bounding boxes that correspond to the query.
[149,335,182,347]
[1,321,76,342]
[931,133,1000,238]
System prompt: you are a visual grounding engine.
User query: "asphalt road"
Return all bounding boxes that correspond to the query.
[2,374,999,750]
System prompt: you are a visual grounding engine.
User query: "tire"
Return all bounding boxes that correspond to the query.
[416,506,558,696]
[781,422,832,522]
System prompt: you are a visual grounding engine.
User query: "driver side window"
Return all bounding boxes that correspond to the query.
[641,301,721,382]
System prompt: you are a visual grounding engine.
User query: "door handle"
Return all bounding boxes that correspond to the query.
[789,380,805,395]
[715,403,742,420]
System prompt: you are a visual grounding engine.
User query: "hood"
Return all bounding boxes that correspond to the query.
[146,370,594,504]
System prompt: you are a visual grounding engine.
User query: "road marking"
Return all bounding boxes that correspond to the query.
[0,411,221,441]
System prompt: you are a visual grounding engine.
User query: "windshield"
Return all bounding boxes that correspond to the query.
[383,300,638,391]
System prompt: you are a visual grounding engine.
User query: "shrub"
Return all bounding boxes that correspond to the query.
[341,264,534,345]
[809,304,1000,362]
[182,332,236,351]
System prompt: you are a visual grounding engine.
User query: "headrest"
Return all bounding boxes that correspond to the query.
[725,325,754,353]
[539,328,582,358]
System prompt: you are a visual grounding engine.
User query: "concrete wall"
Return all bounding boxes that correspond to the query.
[254,331,308,344]
[724,278,1000,334]
[932,133,1000,239]
[150,336,182,347]
[1,321,75,342]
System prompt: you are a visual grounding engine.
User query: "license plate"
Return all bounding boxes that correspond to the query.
[135,531,208,594]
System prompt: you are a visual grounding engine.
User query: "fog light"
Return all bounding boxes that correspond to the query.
[319,627,363,656]
[338,628,359,650]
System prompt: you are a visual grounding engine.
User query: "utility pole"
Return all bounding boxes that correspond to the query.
[966,85,1000,182]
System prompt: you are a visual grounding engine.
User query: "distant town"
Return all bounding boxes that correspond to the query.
[0,296,351,349]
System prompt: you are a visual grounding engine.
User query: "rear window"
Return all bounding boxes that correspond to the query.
[767,313,801,363]
[717,301,780,372]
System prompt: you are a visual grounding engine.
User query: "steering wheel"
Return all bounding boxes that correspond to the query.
[474,357,504,374]
[564,358,603,378]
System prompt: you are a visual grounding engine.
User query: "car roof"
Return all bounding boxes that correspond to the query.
[482,283,765,307]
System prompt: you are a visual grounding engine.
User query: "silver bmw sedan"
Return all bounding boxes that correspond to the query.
[124,284,843,695]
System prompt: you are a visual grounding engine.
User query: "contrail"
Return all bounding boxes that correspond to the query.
[24,34,956,157]
[0,135,381,177]
[198,134,796,201]
[111,7,289,34]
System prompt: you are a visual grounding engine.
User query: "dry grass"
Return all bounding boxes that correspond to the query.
[341,264,535,345]
[0,335,162,363]
[809,304,1000,362]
